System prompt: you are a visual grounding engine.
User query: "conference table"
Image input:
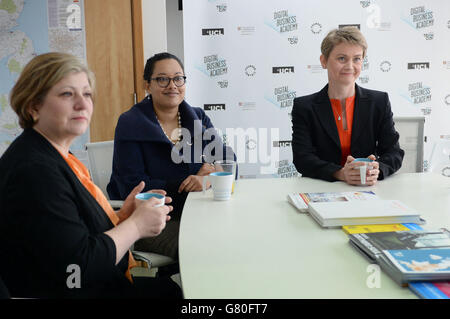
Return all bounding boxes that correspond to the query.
[178,172,450,298]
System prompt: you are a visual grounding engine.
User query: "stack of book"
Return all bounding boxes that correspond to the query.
[287,190,450,298]
[348,229,450,295]
[287,191,425,228]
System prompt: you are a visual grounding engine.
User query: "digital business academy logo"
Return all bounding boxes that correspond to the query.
[196,54,228,77]
[265,85,296,109]
[264,9,298,34]
[401,5,434,39]
[400,81,432,105]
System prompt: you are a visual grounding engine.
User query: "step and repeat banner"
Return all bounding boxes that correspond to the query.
[183,0,450,179]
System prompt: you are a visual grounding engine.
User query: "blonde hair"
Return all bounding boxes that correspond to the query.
[321,27,368,60]
[10,52,95,129]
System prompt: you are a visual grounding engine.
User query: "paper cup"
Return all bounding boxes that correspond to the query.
[202,172,234,201]
[359,164,368,184]
[214,160,237,194]
[353,158,373,185]
[135,192,165,207]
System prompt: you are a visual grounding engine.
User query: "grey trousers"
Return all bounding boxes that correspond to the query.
[133,219,179,260]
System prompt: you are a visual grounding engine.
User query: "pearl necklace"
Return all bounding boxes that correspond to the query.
[156,111,182,144]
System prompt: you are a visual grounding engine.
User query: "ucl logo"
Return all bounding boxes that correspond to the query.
[202,28,225,36]
[407,62,430,70]
[204,104,226,111]
[272,66,295,74]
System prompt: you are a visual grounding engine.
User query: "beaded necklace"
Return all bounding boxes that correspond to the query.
[156,111,182,144]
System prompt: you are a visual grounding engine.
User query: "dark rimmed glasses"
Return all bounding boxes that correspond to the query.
[150,76,186,88]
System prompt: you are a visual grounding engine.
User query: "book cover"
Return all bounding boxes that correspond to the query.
[287,191,378,213]
[349,230,450,261]
[342,224,411,234]
[352,230,450,250]
[383,248,450,275]
[409,282,450,299]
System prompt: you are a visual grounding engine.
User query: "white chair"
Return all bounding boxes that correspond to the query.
[393,117,425,173]
[85,141,124,209]
[428,139,450,177]
[85,141,176,272]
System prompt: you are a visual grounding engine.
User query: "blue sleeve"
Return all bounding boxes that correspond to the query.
[107,139,163,199]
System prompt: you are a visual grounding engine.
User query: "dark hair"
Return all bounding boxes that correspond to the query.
[143,52,184,82]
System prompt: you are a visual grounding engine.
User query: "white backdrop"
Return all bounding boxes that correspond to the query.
[183,0,450,179]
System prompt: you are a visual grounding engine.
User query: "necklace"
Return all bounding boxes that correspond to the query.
[332,105,343,121]
[156,111,182,144]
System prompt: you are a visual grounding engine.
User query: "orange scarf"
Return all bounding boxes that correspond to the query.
[62,152,136,282]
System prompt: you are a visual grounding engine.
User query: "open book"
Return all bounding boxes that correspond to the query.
[287,191,379,213]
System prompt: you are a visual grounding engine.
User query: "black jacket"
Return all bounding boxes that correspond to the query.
[291,84,404,182]
[0,129,132,298]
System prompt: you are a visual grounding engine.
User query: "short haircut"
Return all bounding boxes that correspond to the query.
[143,52,184,82]
[321,27,368,60]
[10,52,95,129]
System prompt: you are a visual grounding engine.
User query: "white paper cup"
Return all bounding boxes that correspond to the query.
[202,172,234,201]
[359,164,368,184]
[214,160,237,194]
[353,158,374,185]
[135,192,165,207]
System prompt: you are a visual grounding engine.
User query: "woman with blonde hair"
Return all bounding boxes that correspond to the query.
[0,52,181,298]
[292,27,404,185]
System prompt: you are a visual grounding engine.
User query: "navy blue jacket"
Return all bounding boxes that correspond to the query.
[107,96,235,202]
[291,84,404,182]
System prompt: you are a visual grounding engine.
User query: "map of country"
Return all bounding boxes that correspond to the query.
[0,0,87,155]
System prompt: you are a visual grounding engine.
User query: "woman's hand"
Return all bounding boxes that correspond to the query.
[196,163,215,176]
[128,197,173,238]
[364,154,380,185]
[105,186,173,264]
[334,155,380,186]
[177,163,215,193]
[117,182,170,222]
[178,175,210,193]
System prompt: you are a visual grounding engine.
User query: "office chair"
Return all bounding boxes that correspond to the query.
[428,139,450,177]
[85,141,177,274]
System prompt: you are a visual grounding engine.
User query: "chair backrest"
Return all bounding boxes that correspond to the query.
[393,116,425,173]
[85,141,114,199]
[428,139,450,177]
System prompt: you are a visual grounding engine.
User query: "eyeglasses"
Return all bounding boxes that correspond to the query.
[150,76,187,88]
